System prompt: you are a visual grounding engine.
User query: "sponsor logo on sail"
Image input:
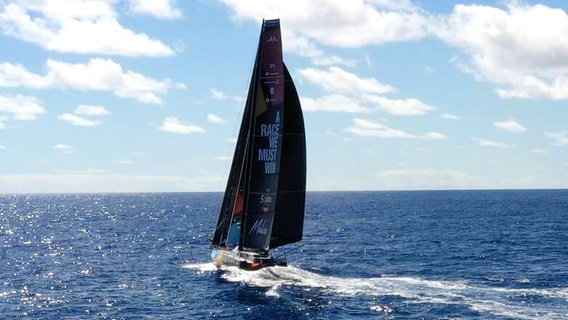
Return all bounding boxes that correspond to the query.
[260,193,273,213]
[267,35,279,44]
[249,218,268,235]
[260,194,273,205]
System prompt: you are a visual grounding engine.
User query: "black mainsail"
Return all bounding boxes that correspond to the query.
[211,19,306,269]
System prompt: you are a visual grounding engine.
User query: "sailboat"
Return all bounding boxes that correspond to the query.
[211,19,306,271]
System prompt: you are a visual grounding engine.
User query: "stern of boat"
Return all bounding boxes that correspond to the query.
[211,248,286,270]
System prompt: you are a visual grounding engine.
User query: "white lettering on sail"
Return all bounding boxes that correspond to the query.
[249,218,268,235]
[264,161,276,174]
[260,123,279,136]
[258,149,277,161]
[257,111,281,175]
[269,135,278,148]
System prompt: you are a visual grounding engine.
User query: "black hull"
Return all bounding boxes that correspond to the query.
[212,248,286,271]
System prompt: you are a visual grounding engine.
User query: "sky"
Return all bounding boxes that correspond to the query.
[1,0,568,193]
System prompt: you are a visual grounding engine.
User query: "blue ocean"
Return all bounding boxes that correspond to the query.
[1,190,567,319]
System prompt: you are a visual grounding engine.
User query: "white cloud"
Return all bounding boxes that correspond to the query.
[493,119,527,133]
[220,1,568,102]
[210,88,229,100]
[0,144,5,149]
[299,67,435,115]
[421,132,447,140]
[299,67,394,94]
[219,0,427,47]
[207,114,227,124]
[74,105,111,116]
[0,59,175,104]
[58,113,101,127]
[474,138,514,148]
[545,130,568,146]
[440,113,462,120]
[531,149,548,154]
[377,168,485,190]
[58,105,110,127]
[362,94,435,115]
[435,2,568,100]
[159,117,205,134]
[53,144,71,150]
[301,94,371,113]
[0,1,174,56]
[53,144,73,153]
[0,62,50,88]
[0,94,46,120]
[218,0,427,66]
[301,94,435,115]
[128,0,182,20]
[344,118,446,140]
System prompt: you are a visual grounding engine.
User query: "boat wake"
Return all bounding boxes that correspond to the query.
[186,263,568,319]
[182,262,218,273]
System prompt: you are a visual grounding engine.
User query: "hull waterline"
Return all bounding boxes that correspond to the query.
[211,248,286,271]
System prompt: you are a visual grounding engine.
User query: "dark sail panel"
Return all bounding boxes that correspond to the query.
[242,19,285,251]
[211,33,262,248]
[270,64,306,249]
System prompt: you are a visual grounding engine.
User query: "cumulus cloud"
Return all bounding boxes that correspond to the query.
[299,67,393,94]
[0,59,176,104]
[127,0,182,19]
[210,88,229,100]
[362,94,435,115]
[58,105,110,127]
[344,118,446,140]
[0,0,174,56]
[58,113,101,127]
[220,1,568,102]
[207,114,226,124]
[74,105,111,116]
[159,117,205,134]
[440,113,462,120]
[53,143,73,153]
[474,138,514,148]
[218,0,427,65]
[493,119,527,133]
[218,0,427,47]
[0,94,46,120]
[545,130,568,146]
[299,67,435,115]
[0,62,50,88]
[301,94,372,113]
[435,2,568,100]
